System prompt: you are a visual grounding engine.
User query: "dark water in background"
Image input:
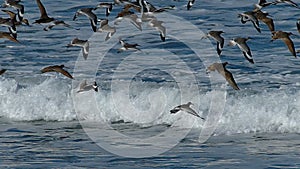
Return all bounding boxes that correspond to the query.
[1,0,300,168]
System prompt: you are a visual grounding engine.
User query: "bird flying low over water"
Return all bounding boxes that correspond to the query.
[67,38,89,60]
[73,8,98,32]
[33,0,54,24]
[41,65,74,79]
[254,10,275,32]
[118,38,140,52]
[77,80,98,93]
[207,62,240,90]
[33,0,71,31]
[148,18,166,42]
[229,37,254,64]
[238,11,261,33]
[203,30,225,56]
[271,30,297,58]
[0,69,7,75]
[170,102,205,120]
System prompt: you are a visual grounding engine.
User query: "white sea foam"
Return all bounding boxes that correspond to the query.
[1,77,300,135]
[0,77,75,121]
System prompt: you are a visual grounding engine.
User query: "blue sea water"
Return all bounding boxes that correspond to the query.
[1,0,300,168]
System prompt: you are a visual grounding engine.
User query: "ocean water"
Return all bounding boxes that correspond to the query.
[1,0,300,168]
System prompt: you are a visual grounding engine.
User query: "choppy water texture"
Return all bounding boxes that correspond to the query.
[1,0,300,168]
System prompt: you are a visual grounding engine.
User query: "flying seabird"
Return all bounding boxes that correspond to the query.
[118,38,140,52]
[229,37,254,64]
[67,38,89,60]
[148,18,166,42]
[207,62,240,90]
[73,8,98,32]
[203,30,225,56]
[271,30,297,58]
[77,80,98,93]
[254,10,275,32]
[41,65,74,79]
[170,102,205,120]
[238,11,261,33]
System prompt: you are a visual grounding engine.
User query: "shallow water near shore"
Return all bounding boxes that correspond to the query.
[1,121,300,168]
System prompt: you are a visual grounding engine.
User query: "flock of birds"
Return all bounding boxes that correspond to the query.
[0,0,300,119]
[203,0,300,93]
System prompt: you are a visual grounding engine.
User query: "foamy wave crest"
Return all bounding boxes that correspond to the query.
[0,77,75,121]
[216,89,300,135]
[74,82,206,126]
[1,77,300,135]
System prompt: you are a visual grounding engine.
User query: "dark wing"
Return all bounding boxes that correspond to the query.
[238,42,254,64]
[2,32,19,43]
[170,106,181,114]
[105,5,112,17]
[261,17,275,32]
[41,66,54,73]
[187,0,195,10]
[17,4,24,21]
[224,69,240,90]
[216,35,224,56]
[0,69,7,75]
[55,68,74,79]
[89,18,97,32]
[36,0,49,19]
[251,19,261,33]
[283,37,297,58]
[242,51,254,64]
